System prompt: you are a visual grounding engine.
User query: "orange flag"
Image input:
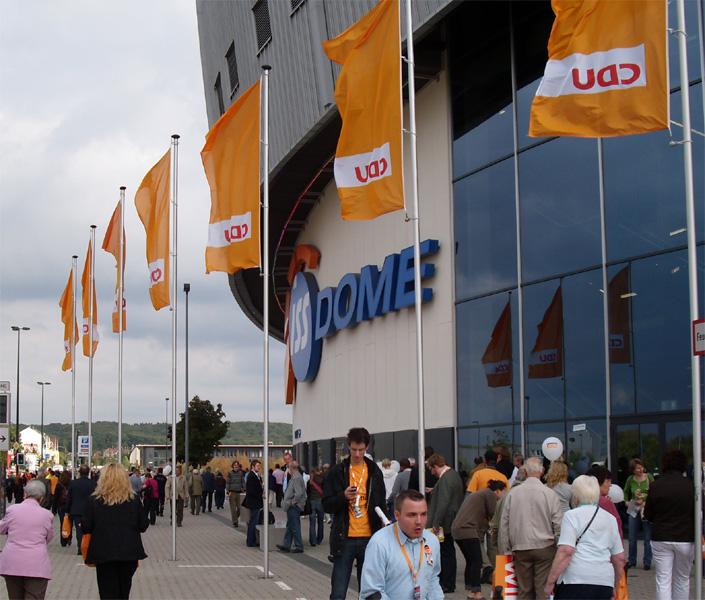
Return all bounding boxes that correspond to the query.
[528,286,563,379]
[323,0,404,220]
[81,240,100,357]
[135,149,171,310]
[59,270,79,371]
[529,0,668,138]
[482,301,512,387]
[102,201,127,332]
[201,80,261,273]
[608,265,631,364]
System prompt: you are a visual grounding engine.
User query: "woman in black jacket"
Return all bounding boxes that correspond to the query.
[52,470,72,547]
[81,463,149,599]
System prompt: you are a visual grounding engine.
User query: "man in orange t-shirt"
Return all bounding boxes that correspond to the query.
[467,450,510,493]
[322,427,386,600]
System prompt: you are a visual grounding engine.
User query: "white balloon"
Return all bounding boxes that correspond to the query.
[542,437,564,462]
[608,483,624,504]
[163,465,172,476]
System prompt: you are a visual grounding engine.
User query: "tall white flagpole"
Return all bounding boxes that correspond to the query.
[71,255,77,476]
[170,134,180,561]
[88,225,96,469]
[261,64,272,580]
[404,0,427,491]
[118,186,126,463]
[675,0,702,592]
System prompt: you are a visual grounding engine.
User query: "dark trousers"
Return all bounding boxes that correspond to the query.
[215,489,225,508]
[439,532,457,591]
[275,483,283,507]
[4,575,48,600]
[95,560,138,600]
[555,584,613,599]
[330,536,369,600]
[201,490,213,512]
[158,494,165,516]
[70,515,84,551]
[57,506,71,547]
[309,499,325,545]
[143,496,157,525]
[282,506,303,551]
[247,508,262,546]
[456,537,482,592]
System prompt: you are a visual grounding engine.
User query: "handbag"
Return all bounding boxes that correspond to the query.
[257,509,276,525]
[61,515,71,539]
[81,533,95,567]
[302,498,312,516]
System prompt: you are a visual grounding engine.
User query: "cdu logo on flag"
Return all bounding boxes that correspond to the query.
[148,259,165,287]
[289,272,323,383]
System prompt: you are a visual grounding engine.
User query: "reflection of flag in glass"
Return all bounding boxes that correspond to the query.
[135,149,171,311]
[322,0,404,220]
[59,270,78,371]
[201,80,261,274]
[482,301,512,387]
[529,286,563,379]
[529,0,668,138]
[608,265,631,364]
[81,240,100,357]
[102,201,126,332]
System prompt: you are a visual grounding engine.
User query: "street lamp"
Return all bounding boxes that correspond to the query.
[165,397,169,464]
[11,326,29,455]
[37,382,50,466]
[184,282,190,471]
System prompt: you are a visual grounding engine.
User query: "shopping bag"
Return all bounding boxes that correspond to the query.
[615,573,628,600]
[81,533,95,567]
[61,515,71,539]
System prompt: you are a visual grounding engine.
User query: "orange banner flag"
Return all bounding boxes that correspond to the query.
[323,0,404,220]
[482,301,512,387]
[59,270,79,371]
[102,201,127,332]
[201,80,261,274]
[80,240,100,357]
[528,286,563,379]
[135,149,171,310]
[529,0,668,138]
[608,265,631,364]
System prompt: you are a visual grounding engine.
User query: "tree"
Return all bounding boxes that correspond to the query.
[174,396,228,467]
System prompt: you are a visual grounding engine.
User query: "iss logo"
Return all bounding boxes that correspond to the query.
[289,272,323,382]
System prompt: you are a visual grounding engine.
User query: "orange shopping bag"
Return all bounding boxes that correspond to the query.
[493,555,518,598]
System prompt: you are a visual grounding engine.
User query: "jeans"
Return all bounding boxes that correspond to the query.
[439,532,457,591]
[628,512,652,566]
[70,515,84,551]
[652,540,694,600]
[282,506,303,551]
[309,499,324,545]
[455,537,482,592]
[247,508,261,546]
[330,537,369,600]
[201,491,213,512]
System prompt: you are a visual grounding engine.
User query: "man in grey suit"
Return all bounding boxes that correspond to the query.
[277,461,307,553]
[427,453,464,594]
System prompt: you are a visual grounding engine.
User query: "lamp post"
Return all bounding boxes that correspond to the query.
[37,382,50,467]
[165,397,169,464]
[184,282,190,470]
[10,326,30,457]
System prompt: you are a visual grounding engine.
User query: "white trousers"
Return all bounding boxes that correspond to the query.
[651,540,694,600]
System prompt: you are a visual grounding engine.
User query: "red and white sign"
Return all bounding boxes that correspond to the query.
[694,318,705,356]
[207,212,252,248]
[334,142,392,188]
[148,259,165,287]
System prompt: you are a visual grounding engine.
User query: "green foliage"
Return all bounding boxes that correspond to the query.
[219,421,292,445]
[175,396,229,467]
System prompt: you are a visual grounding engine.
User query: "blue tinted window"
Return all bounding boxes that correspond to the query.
[458,425,518,474]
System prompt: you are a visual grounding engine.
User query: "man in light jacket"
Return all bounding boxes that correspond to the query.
[165,466,189,527]
[277,461,307,553]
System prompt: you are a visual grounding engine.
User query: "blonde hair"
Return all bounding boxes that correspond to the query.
[93,463,135,506]
[545,461,568,488]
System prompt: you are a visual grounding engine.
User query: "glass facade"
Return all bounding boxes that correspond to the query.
[451,1,704,471]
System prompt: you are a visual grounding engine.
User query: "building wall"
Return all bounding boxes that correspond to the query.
[292,69,455,444]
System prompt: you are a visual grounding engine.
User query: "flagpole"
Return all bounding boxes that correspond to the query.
[261,64,272,580]
[170,134,180,562]
[88,225,96,469]
[71,255,77,476]
[118,186,126,464]
[675,0,702,591]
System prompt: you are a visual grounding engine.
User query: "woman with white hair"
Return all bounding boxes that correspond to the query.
[544,475,625,600]
[0,479,54,599]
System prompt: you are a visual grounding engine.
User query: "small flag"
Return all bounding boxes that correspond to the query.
[323,0,404,220]
[102,201,127,332]
[59,270,79,371]
[529,0,668,138]
[135,149,171,310]
[201,80,261,274]
[81,240,100,357]
[608,265,631,364]
[529,286,563,379]
[482,301,512,387]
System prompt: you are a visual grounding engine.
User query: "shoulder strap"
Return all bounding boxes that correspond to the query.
[575,507,600,545]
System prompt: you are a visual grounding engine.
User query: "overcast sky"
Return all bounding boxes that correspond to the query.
[0,1,289,433]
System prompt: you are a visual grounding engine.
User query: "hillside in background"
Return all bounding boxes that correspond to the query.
[24,420,292,451]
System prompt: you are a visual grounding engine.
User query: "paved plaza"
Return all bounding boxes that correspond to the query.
[0,500,693,599]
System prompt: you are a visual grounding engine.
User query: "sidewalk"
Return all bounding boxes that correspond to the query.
[0,501,693,599]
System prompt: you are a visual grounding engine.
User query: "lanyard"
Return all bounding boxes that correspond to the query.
[395,524,424,588]
[350,465,367,507]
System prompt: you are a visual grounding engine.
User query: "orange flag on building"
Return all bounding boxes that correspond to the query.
[323,0,404,220]
[81,240,100,357]
[529,286,563,379]
[59,270,79,371]
[529,0,668,138]
[482,301,512,387]
[608,265,631,364]
[135,149,171,310]
[201,80,261,273]
[102,201,127,332]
